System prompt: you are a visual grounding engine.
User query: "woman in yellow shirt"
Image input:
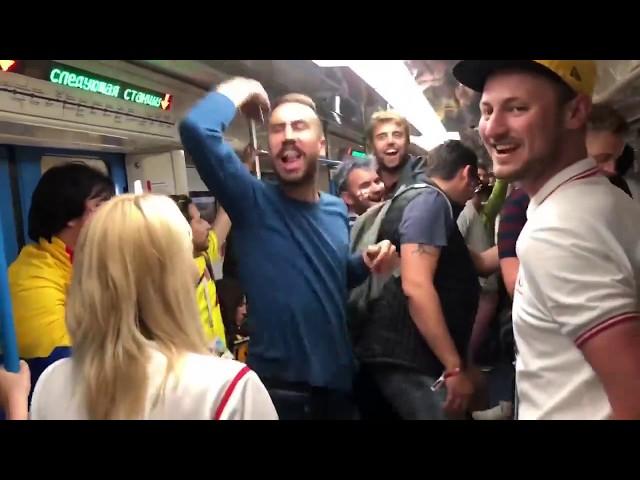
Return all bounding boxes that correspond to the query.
[170,195,231,355]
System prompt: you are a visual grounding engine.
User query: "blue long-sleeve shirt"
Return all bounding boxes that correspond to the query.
[179,92,368,391]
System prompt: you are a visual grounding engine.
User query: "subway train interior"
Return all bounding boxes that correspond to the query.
[1,59,640,420]
[3,59,638,264]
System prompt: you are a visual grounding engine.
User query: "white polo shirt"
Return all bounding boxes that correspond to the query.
[30,349,278,420]
[513,158,640,420]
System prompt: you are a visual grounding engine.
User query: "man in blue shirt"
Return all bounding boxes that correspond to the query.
[179,77,396,419]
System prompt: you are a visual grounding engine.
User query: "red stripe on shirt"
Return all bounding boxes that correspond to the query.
[575,312,640,348]
[65,245,74,264]
[213,365,251,420]
[539,167,601,206]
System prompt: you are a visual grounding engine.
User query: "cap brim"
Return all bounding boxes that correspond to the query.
[453,60,549,93]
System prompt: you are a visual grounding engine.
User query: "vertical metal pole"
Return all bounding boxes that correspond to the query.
[249,119,262,180]
[323,120,330,160]
[0,223,19,372]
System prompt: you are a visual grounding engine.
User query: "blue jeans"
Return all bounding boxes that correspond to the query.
[263,379,358,420]
[370,365,448,420]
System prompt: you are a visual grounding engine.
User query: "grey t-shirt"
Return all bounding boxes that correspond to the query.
[457,201,498,292]
[399,188,453,247]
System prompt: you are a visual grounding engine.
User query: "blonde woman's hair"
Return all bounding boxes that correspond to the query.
[66,193,208,419]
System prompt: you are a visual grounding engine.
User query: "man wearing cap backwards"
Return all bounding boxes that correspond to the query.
[453,60,640,420]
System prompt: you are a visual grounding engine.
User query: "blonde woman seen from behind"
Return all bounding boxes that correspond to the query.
[28,194,277,420]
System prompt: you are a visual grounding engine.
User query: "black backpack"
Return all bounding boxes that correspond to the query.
[348,182,452,342]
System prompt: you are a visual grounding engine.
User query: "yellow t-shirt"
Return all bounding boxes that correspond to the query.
[8,237,72,359]
[194,231,227,353]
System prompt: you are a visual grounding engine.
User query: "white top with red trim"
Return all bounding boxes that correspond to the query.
[513,158,640,420]
[30,349,278,420]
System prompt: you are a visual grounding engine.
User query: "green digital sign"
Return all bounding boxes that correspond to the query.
[349,149,368,159]
[48,62,172,111]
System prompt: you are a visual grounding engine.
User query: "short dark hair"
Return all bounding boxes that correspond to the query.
[28,163,114,243]
[459,127,491,168]
[427,140,478,181]
[333,157,374,194]
[588,104,629,135]
[169,194,193,222]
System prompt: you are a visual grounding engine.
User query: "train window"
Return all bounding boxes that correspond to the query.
[41,156,109,176]
[190,193,217,224]
[327,133,365,162]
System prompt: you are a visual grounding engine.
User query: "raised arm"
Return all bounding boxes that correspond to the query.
[212,205,232,254]
[178,78,270,223]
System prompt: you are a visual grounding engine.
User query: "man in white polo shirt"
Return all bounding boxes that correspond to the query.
[453,60,640,420]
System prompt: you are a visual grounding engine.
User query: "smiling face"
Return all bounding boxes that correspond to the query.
[268,100,325,187]
[341,167,385,215]
[478,70,570,183]
[372,120,409,173]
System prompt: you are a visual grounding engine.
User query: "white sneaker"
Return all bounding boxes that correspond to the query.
[472,401,513,420]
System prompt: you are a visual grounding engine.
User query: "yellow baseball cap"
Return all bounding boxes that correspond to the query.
[452,60,597,97]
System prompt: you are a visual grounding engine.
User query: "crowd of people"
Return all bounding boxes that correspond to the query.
[1,59,640,420]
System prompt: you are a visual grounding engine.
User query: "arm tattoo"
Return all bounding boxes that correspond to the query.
[412,244,439,256]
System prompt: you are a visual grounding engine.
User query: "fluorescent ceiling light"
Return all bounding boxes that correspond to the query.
[410,135,438,151]
[314,60,448,150]
[312,60,348,67]
[412,132,460,150]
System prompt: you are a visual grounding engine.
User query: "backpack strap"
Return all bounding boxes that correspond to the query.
[349,201,391,254]
[213,365,251,420]
[392,182,453,220]
[378,181,454,249]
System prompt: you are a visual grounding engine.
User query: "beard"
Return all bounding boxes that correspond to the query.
[273,156,318,188]
[376,152,409,174]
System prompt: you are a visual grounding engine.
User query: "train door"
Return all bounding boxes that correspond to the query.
[0,145,127,265]
[0,146,18,270]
